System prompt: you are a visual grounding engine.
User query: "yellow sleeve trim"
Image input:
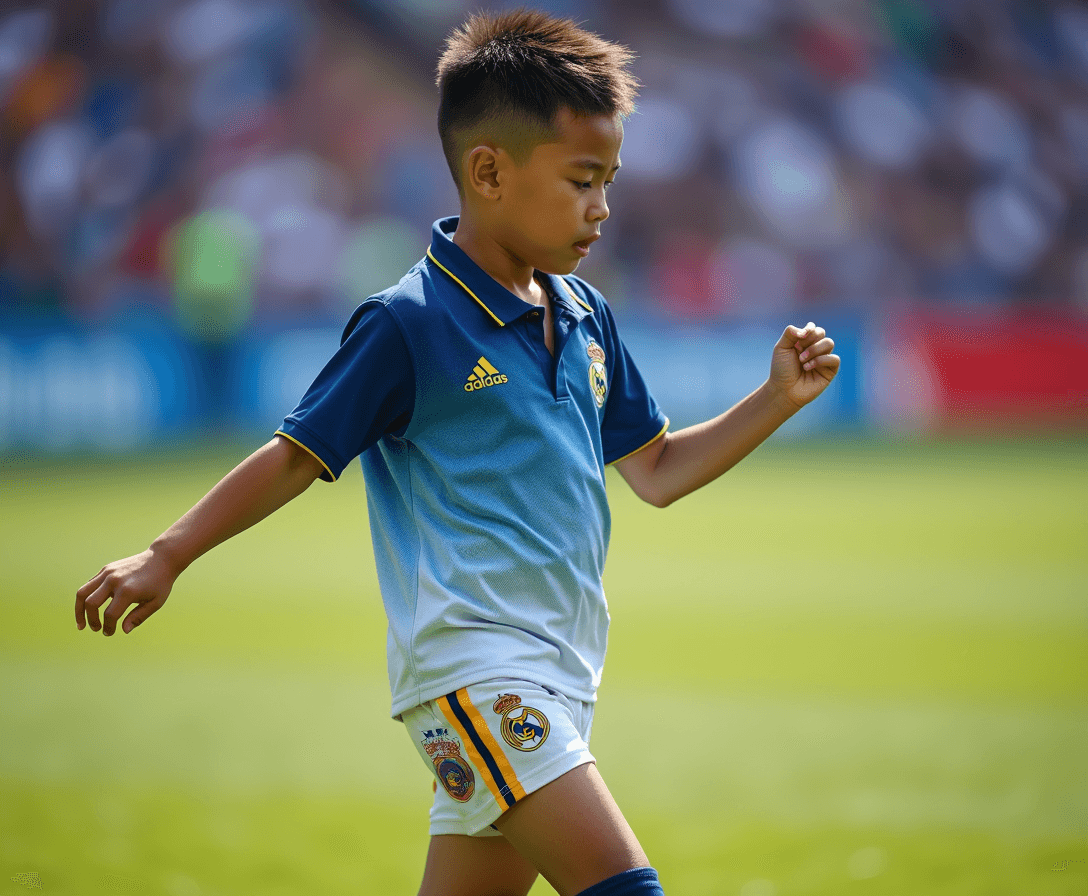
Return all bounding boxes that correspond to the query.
[606,418,670,466]
[274,430,337,482]
[426,248,505,327]
[561,279,595,312]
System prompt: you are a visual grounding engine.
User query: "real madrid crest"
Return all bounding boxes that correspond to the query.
[420,728,475,802]
[493,693,550,752]
[586,340,608,408]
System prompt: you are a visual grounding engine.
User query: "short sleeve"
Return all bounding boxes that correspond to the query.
[589,290,669,465]
[275,301,415,482]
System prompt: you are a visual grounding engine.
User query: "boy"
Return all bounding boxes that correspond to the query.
[75,10,839,896]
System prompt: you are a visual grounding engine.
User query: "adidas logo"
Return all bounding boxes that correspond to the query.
[464,357,509,392]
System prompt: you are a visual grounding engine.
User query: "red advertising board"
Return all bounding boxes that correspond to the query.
[872,309,1088,429]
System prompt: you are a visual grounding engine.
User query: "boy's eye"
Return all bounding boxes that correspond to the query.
[573,180,616,191]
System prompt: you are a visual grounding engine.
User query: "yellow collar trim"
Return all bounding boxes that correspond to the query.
[426,247,594,321]
[560,280,594,313]
[426,248,504,327]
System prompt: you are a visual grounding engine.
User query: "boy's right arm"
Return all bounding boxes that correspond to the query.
[75,435,326,637]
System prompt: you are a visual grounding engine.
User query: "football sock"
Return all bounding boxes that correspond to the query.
[574,866,665,895]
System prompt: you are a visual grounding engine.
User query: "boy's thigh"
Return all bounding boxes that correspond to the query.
[492,762,650,896]
[418,834,538,896]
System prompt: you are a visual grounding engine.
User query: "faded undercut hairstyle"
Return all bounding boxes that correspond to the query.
[436,8,639,194]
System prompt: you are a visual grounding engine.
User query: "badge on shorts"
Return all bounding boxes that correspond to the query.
[586,341,608,408]
[493,693,550,752]
[420,728,475,802]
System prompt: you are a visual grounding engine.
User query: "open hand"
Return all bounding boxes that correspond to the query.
[75,548,177,636]
[768,322,840,409]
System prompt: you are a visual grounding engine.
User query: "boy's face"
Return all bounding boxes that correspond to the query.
[492,107,623,275]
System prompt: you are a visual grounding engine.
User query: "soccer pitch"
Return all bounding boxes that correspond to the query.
[2,435,1086,895]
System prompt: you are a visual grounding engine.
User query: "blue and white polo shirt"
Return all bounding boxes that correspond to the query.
[276,216,669,720]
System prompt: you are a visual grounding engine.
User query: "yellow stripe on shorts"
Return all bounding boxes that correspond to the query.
[438,688,527,808]
[437,694,505,806]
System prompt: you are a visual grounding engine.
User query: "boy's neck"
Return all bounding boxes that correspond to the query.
[452,215,545,306]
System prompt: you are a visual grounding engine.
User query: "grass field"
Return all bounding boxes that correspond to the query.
[1,435,1086,895]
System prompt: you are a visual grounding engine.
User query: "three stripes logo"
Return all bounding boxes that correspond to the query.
[464,356,508,392]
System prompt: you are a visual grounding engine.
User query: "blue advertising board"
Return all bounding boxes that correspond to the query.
[0,315,864,453]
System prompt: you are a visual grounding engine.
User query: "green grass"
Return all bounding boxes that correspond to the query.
[2,435,1086,895]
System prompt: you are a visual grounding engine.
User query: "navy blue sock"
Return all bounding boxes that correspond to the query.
[574,866,665,896]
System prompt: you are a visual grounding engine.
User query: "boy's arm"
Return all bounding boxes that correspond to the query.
[614,322,839,508]
[75,435,326,636]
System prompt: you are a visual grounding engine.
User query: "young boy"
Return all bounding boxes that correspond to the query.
[75,10,839,896]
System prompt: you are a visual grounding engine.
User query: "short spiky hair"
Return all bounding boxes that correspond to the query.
[436,8,638,194]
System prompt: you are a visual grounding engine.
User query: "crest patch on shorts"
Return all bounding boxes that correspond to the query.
[420,727,475,802]
[493,693,550,752]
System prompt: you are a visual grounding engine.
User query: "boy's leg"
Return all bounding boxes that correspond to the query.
[403,681,660,895]
[492,762,652,896]
[417,833,538,896]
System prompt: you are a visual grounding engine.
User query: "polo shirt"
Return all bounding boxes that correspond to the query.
[277,216,669,719]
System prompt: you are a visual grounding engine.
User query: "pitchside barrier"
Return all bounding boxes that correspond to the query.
[863,309,1088,431]
[0,310,1083,453]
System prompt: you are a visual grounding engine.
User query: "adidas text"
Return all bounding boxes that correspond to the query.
[465,374,508,392]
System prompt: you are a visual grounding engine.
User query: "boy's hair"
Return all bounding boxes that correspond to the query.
[436,8,639,195]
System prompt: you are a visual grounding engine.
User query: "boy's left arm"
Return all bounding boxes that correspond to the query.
[614,322,839,507]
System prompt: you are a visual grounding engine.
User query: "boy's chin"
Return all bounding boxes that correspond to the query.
[536,256,582,276]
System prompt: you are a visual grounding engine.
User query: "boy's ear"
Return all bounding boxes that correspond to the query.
[464,145,504,200]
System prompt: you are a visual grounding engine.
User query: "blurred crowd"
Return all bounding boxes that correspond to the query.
[1,0,1087,340]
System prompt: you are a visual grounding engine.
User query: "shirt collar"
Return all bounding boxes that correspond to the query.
[426,216,594,326]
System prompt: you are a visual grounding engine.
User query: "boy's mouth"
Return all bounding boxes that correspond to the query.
[573,234,599,257]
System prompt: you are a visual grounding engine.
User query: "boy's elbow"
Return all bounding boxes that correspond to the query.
[615,439,677,507]
[621,464,677,508]
[638,483,676,509]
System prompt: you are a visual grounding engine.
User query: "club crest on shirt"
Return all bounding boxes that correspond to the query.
[420,727,475,802]
[493,693,550,752]
[586,341,608,408]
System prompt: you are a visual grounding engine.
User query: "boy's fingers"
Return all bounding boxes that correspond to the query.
[76,569,106,599]
[81,579,112,632]
[122,606,151,634]
[101,592,133,637]
[794,327,827,352]
[778,323,813,348]
[797,337,835,362]
[805,353,841,376]
[76,568,110,629]
[779,321,822,348]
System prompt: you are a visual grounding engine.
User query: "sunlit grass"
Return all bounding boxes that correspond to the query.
[2,435,1085,894]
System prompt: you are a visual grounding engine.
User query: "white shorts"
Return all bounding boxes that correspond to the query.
[401,678,596,837]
